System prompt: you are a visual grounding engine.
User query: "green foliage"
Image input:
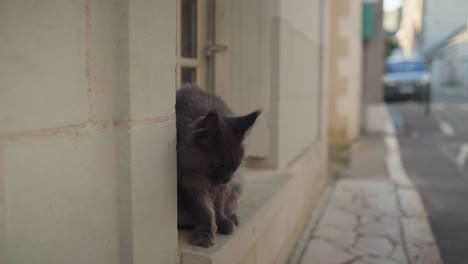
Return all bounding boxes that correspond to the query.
[385,38,399,58]
[328,144,350,178]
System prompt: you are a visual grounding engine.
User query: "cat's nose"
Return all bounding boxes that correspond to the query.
[223,173,234,183]
[221,177,230,184]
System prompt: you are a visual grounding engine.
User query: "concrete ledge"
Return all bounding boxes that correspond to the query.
[178,143,328,264]
[179,169,291,264]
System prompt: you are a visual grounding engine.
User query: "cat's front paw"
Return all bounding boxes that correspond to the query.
[217,219,235,235]
[230,214,239,226]
[188,230,215,247]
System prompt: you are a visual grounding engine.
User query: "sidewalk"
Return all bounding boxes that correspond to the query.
[296,114,443,263]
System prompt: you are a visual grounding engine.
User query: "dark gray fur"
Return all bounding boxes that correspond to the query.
[176,84,260,247]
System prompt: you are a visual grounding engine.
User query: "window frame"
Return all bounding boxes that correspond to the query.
[176,0,207,88]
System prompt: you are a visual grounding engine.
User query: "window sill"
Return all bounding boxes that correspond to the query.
[178,168,292,264]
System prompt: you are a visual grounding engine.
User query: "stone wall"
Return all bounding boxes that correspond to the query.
[0,1,178,263]
[327,0,363,145]
[276,0,324,168]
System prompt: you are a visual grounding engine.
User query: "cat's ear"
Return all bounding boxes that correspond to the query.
[193,112,220,143]
[198,111,219,131]
[232,110,261,140]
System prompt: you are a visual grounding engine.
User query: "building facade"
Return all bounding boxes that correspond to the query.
[421,0,468,51]
[326,0,363,144]
[0,0,340,263]
[362,0,385,132]
[421,0,468,90]
[396,0,424,56]
[397,0,468,91]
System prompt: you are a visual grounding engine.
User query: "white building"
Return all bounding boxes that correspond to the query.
[396,0,424,56]
[397,0,468,90]
[421,0,468,51]
[422,0,468,89]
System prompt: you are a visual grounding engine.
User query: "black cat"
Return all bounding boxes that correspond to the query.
[176,84,261,247]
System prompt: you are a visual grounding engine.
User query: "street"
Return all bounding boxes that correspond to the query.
[390,87,468,264]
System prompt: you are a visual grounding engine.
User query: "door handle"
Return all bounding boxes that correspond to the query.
[205,43,228,57]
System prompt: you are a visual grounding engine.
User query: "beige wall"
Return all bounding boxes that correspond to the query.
[327,0,363,145]
[0,1,178,263]
[276,0,323,168]
[215,0,325,169]
[213,0,274,159]
[362,0,385,130]
[396,0,423,56]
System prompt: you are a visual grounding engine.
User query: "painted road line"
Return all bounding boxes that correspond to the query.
[439,121,455,136]
[456,144,468,169]
[385,135,413,187]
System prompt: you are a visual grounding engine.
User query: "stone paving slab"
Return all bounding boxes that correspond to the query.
[298,115,443,264]
[300,179,443,264]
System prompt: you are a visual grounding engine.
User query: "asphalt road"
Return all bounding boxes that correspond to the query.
[389,88,468,264]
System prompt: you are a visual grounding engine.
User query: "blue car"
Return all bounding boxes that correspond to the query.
[383,57,431,101]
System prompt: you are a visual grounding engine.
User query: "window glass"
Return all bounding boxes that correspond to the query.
[181,0,197,58]
[181,67,197,84]
[386,60,426,73]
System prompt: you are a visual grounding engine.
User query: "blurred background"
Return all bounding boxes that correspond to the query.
[382,1,468,263]
[0,0,466,263]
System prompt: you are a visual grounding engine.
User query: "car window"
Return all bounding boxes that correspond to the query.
[386,61,426,73]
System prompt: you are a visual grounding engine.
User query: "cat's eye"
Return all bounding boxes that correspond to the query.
[213,163,222,169]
